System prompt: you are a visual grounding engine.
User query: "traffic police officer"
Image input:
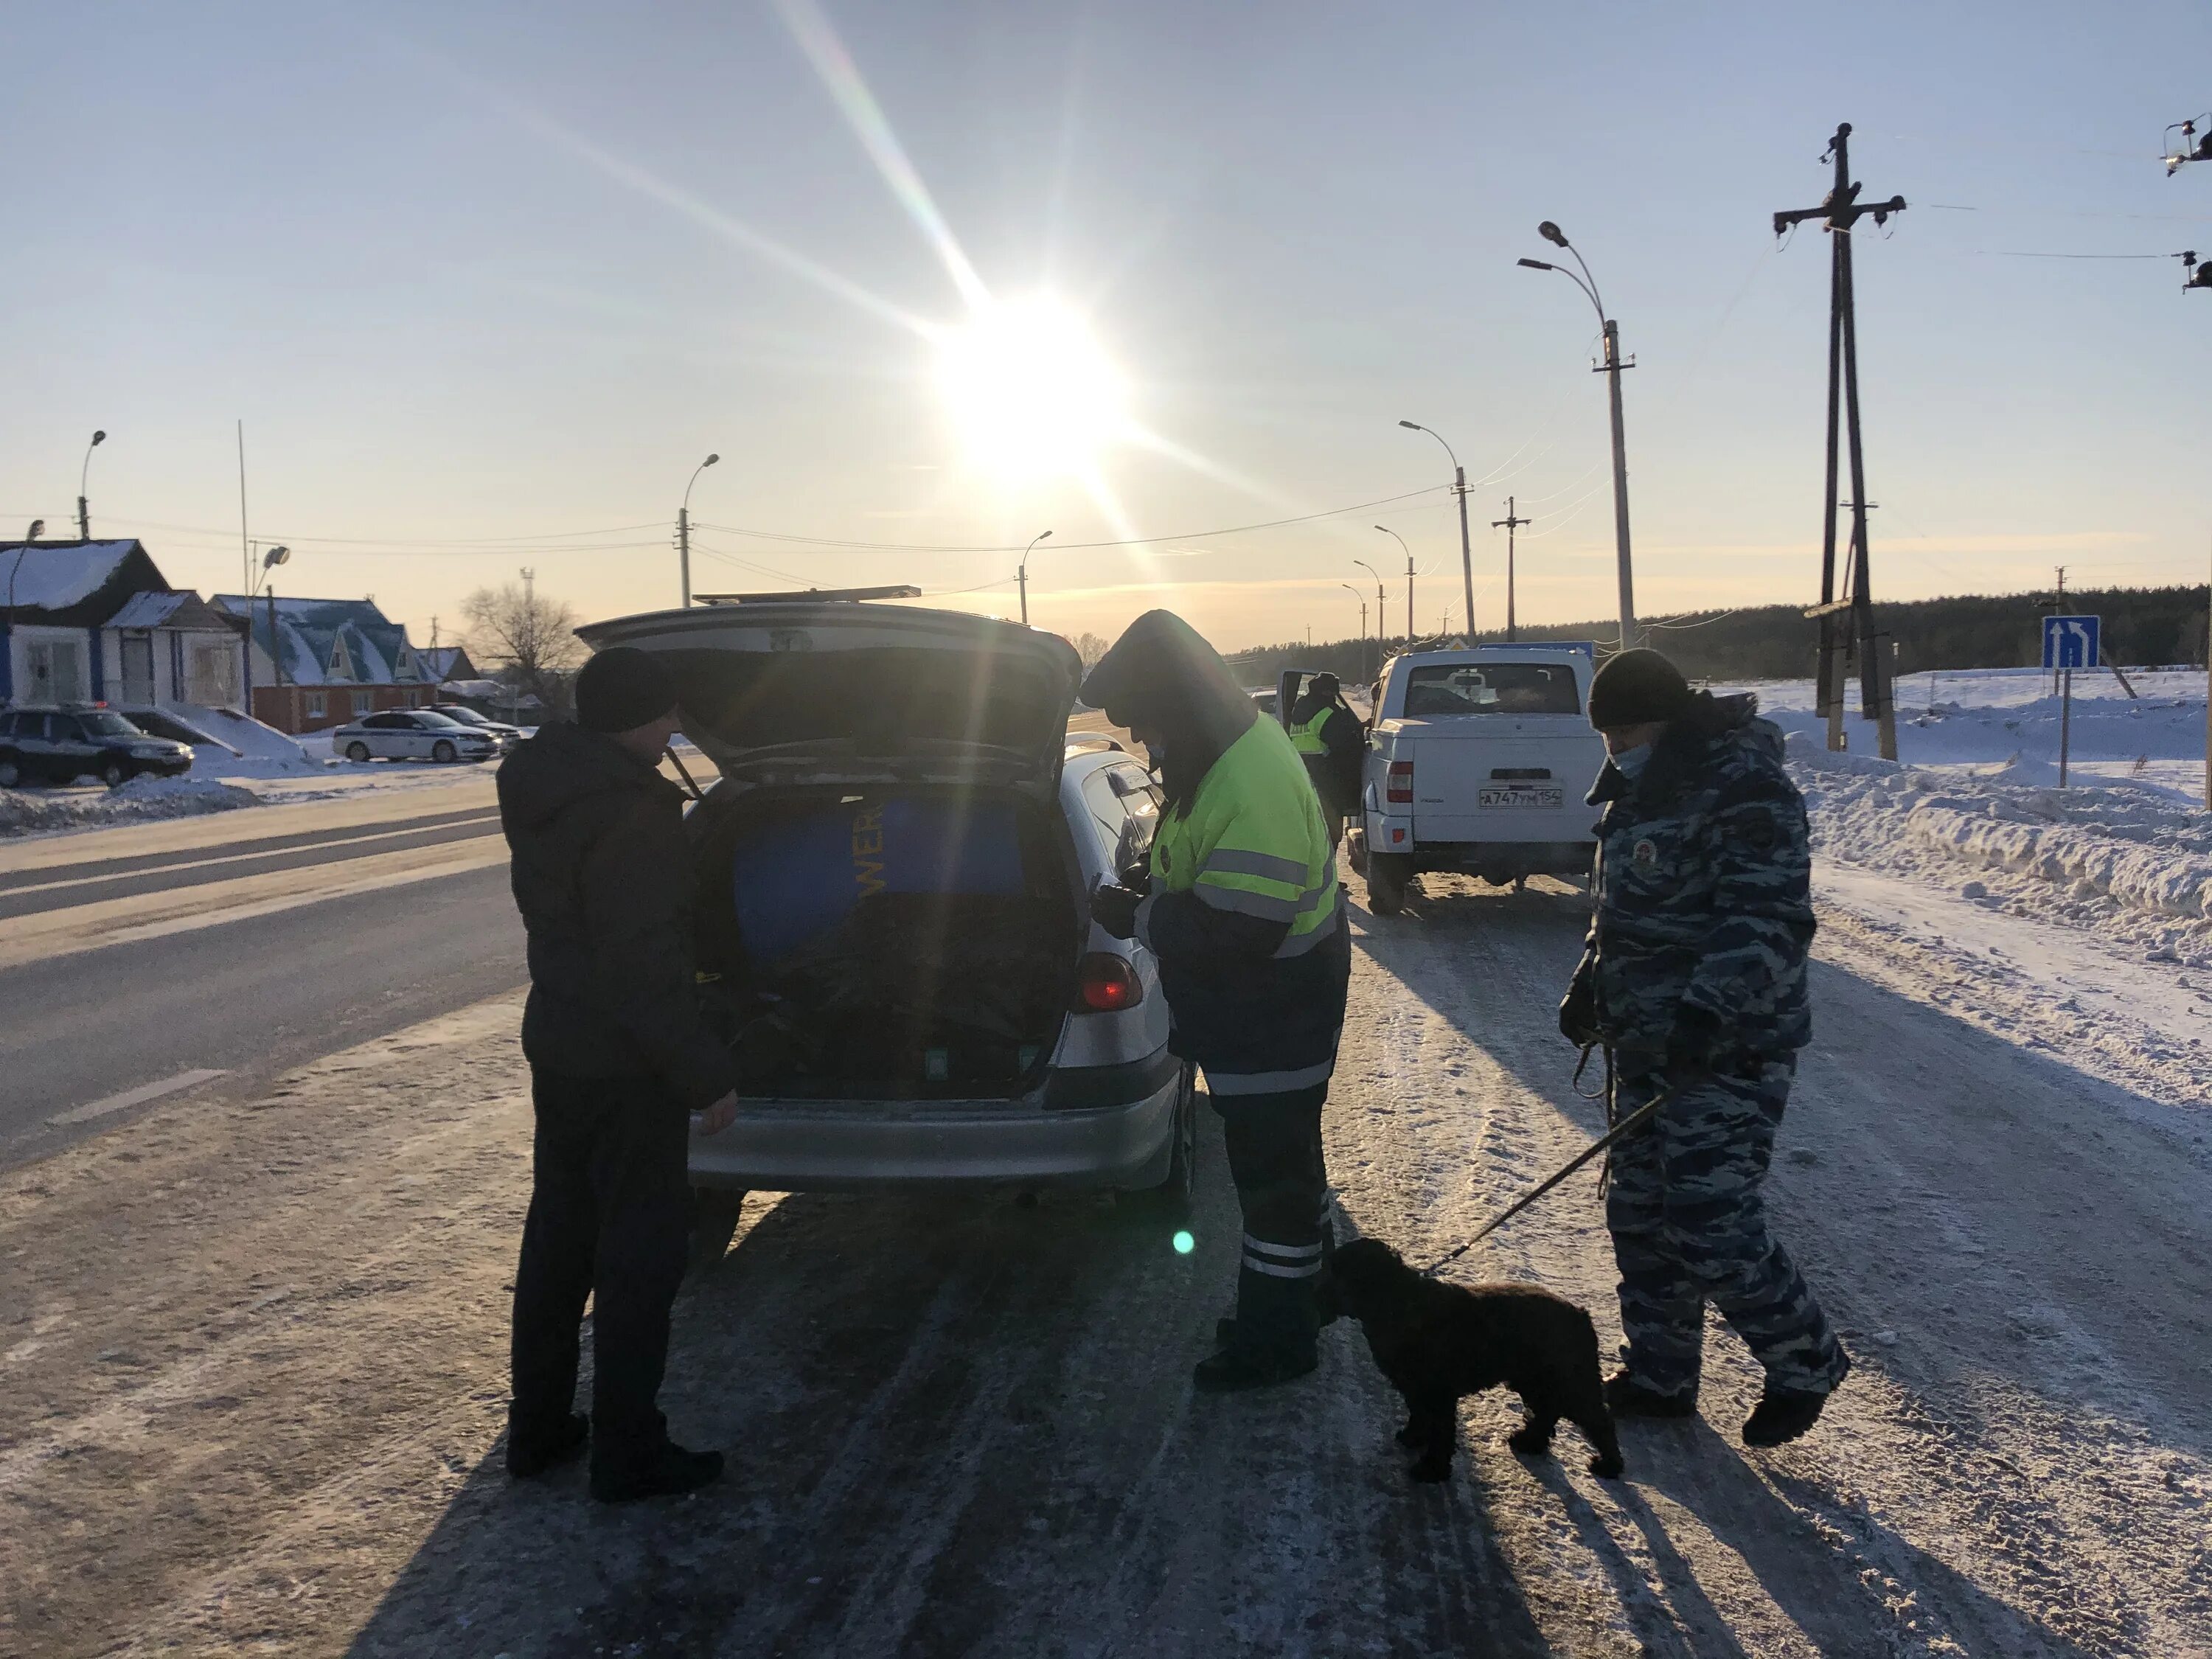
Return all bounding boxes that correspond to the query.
[1085,611,1352,1392]
[1285,670,1363,847]
[1561,647,1849,1447]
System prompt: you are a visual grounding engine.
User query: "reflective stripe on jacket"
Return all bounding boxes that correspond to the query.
[1289,709,1331,754]
[1143,717,1351,1092]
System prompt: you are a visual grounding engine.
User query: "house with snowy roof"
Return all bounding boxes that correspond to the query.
[209,593,435,733]
[416,644,479,686]
[1,538,251,712]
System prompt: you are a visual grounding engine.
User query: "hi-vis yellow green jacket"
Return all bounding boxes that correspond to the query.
[1135,715,1351,1095]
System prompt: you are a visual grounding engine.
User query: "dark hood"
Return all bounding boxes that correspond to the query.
[497,720,684,832]
[1080,610,1256,811]
[1587,690,1769,808]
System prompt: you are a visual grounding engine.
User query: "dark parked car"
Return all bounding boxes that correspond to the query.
[427,703,525,750]
[0,706,195,789]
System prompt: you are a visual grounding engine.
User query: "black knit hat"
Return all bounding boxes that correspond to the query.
[574,646,679,733]
[1586,647,1693,730]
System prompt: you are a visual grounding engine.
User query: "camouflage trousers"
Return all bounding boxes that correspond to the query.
[1605,1059,1846,1400]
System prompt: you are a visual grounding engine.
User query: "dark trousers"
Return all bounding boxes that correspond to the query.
[510,1070,690,1465]
[1605,1060,1845,1399]
[1214,1083,1332,1358]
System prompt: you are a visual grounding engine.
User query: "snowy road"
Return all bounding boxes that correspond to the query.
[3,850,2205,1655]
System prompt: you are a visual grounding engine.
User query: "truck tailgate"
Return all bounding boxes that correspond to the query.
[1405,718,1605,844]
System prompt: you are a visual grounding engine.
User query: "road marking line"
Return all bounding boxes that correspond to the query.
[1,813,503,902]
[49,1068,229,1127]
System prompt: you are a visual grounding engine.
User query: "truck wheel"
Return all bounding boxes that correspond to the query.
[1346,830,1369,876]
[686,1187,748,1276]
[1133,1063,1199,1221]
[1366,853,1412,917]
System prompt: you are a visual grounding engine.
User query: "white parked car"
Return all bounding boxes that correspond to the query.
[1350,642,1607,914]
[331,709,499,765]
[572,599,1197,1268]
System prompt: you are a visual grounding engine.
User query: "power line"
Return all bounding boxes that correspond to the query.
[693,485,1450,555]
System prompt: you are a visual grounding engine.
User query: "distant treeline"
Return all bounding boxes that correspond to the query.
[1222,585,2212,689]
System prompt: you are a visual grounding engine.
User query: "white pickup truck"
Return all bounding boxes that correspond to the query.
[1348,642,1607,914]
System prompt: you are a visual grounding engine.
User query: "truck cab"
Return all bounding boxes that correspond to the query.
[1351,643,1606,914]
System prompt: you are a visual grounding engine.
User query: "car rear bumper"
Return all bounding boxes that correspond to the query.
[1392,838,1593,879]
[686,1062,1181,1193]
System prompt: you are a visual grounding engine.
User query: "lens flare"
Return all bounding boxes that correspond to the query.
[935,296,1130,482]
[1172,1229,1195,1255]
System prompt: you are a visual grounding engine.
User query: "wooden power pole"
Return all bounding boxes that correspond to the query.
[1776,122,1905,761]
[1492,496,1532,641]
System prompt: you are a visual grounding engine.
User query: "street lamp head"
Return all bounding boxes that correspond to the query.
[1036,529,1052,543]
[1397,420,1422,431]
[25,520,44,541]
[1517,257,1554,271]
[262,545,291,569]
[89,430,106,448]
[702,453,720,468]
[1538,220,1569,248]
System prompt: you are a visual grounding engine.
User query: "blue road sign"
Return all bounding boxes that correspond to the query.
[2042,614,2100,671]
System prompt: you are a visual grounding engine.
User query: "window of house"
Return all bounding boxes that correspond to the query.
[305,691,327,720]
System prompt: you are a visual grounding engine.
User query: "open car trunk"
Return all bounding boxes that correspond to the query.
[689,784,1081,1100]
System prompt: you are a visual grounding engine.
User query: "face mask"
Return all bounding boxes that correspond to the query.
[1610,742,1654,779]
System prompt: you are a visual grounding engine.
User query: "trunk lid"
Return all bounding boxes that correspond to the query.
[1407,718,1607,844]
[577,602,1082,795]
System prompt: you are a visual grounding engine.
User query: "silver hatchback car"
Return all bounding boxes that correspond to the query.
[574,600,1197,1266]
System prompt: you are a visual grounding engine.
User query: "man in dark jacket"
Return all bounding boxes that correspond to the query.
[1559,647,1848,1448]
[1285,671,1364,846]
[497,646,737,1503]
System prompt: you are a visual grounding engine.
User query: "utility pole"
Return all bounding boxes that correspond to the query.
[1491,496,1531,641]
[678,507,692,609]
[1453,467,1474,641]
[1775,122,1906,761]
[236,420,251,596]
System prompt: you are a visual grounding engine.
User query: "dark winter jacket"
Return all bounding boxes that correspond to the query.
[497,721,736,1109]
[1287,689,1364,815]
[1569,692,1815,1066]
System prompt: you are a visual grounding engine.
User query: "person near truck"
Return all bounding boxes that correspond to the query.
[1085,611,1352,1392]
[1559,646,1849,1447]
[496,646,740,1503]
[1285,670,1364,849]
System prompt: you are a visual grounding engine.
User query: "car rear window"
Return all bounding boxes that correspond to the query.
[1402,662,1580,717]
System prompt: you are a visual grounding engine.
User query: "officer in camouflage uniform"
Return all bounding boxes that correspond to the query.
[1559,648,1849,1447]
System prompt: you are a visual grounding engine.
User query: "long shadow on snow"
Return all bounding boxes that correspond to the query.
[344,1115,1551,1659]
[1352,874,2177,1655]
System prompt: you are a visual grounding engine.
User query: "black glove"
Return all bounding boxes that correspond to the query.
[1091,883,1144,941]
[1666,1003,1727,1077]
[1558,976,1599,1048]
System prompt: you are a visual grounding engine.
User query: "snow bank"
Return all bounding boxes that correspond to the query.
[1790,735,2212,961]
[0,776,262,837]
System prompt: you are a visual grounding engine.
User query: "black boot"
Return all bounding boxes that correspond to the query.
[507,1411,589,1480]
[1742,1387,1834,1446]
[1193,1344,1317,1394]
[1604,1370,1697,1419]
[590,1440,725,1504]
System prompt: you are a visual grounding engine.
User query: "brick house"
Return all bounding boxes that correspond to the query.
[210,594,435,734]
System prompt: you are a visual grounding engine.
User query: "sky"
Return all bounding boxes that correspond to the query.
[3,0,2210,660]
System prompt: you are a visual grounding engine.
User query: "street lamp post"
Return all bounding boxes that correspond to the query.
[7,521,46,701]
[1352,557,1387,679]
[1018,530,1052,625]
[1397,422,1474,640]
[1371,527,1413,644]
[1339,582,1368,681]
[77,430,106,541]
[680,453,720,608]
[1519,221,1636,650]
[251,546,292,717]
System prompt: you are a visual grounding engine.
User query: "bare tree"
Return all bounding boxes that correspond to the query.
[462,580,586,713]
[1070,631,1112,672]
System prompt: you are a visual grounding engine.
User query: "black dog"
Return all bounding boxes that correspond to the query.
[1324,1237,1625,1481]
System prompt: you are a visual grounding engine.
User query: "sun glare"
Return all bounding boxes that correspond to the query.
[935,296,1130,481]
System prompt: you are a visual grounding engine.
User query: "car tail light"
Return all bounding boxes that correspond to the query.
[1386,759,1413,804]
[1075,952,1144,1012]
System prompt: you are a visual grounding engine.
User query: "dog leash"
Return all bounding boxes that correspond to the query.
[1415,1072,1697,1278]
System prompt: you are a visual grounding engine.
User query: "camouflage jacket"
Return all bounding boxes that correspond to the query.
[1571,693,1815,1063]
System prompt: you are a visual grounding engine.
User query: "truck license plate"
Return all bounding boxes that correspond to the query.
[1478,785,1564,810]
